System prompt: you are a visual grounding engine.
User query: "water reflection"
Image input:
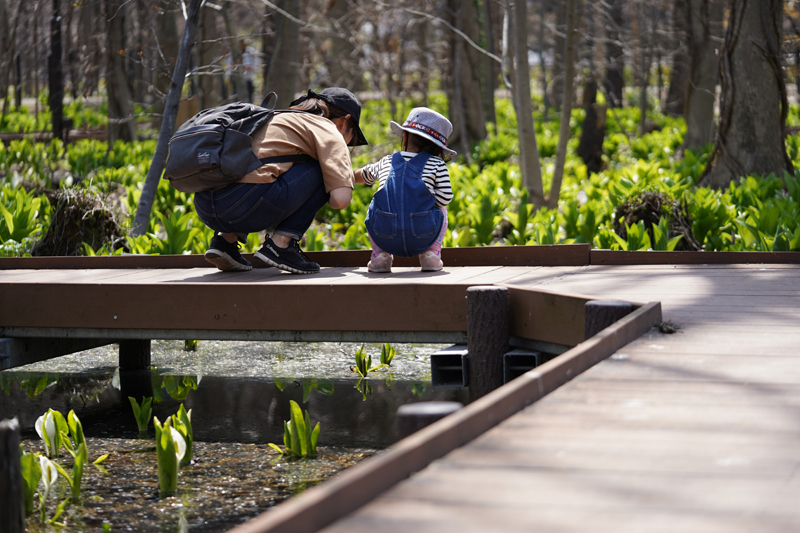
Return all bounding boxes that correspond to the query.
[2,342,465,532]
[1,367,467,448]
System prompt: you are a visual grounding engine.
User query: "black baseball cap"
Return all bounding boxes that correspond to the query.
[318,88,368,146]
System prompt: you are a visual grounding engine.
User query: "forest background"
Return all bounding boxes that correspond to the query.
[1,0,800,258]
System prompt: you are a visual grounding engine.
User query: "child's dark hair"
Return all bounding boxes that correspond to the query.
[405,132,447,160]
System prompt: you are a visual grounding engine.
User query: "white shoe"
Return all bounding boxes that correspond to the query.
[368,252,393,273]
[419,251,443,271]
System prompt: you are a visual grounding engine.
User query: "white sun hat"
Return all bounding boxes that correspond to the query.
[390,107,457,158]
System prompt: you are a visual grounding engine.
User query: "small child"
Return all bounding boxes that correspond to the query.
[356,108,455,273]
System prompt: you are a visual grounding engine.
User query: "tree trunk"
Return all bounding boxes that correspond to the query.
[222,0,244,101]
[550,1,566,111]
[132,0,203,236]
[48,0,65,143]
[577,78,606,174]
[197,4,221,110]
[63,0,77,100]
[76,0,101,96]
[0,0,8,115]
[132,0,148,105]
[151,2,179,129]
[510,0,545,209]
[105,0,135,143]
[700,0,792,188]
[264,0,300,105]
[664,0,689,116]
[325,0,360,91]
[538,1,549,120]
[683,0,724,152]
[546,0,578,209]
[34,2,40,118]
[602,0,625,108]
[0,0,25,119]
[481,0,497,126]
[446,0,487,157]
[414,14,430,106]
[631,1,651,137]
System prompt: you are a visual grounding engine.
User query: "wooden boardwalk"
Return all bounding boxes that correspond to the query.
[3,247,800,532]
[305,263,800,533]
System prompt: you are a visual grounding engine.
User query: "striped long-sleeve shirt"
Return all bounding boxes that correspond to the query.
[361,151,453,208]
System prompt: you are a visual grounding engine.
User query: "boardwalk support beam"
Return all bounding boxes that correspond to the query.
[119,340,151,370]
[396,401,463,440]
[584,300,634,340]
[430,346,469,388]
[0,337,115,370]
[467,286,510,402]
[0,418,25,533]
[503,349,543,383]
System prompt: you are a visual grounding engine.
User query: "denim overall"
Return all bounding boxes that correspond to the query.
[365,152,444,257]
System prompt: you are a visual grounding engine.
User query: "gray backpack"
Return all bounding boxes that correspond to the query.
[163,94,314,193]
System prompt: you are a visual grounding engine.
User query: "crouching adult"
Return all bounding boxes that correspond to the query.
[194,87,368,274]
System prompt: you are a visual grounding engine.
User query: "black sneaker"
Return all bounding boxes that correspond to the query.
[253,237,320,274]
[204,235,252,272]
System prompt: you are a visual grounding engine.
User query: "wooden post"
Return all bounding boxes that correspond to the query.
[396,402,463,440]
[1,418,25,533]
[119,368,155,405]
[467,286,510,402]
[119,340,151,371]
[584,300,634,339]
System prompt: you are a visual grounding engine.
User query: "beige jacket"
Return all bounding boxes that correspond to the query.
[240,112,355,193]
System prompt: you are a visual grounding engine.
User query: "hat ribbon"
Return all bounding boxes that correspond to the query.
[404,121,448,145]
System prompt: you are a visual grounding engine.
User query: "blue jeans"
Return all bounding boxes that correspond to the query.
[194,162,329,241]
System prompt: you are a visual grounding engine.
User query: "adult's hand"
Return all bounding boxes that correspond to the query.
[328,187,353,209]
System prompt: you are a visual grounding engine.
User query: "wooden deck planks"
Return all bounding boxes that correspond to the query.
[6,254,800,532]
[309,263,800,533]
[318,498,797,533]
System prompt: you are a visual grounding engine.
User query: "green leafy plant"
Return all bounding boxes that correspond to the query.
[54,440,87,503]
[352,344,387,378]
[612,220,651,251]
[300,378,334,402]
[380,343,396,366]
[651,217,684,251]
[268,400,320,459]
[153,416,186,496]
[129,396,153,435]
[155,211,202,255]
[504,188,534,245]
[20,449,42,516]
[55,410,105,502]
[0,187,45,243]
[303,226,327,251]
[354,378,373,401]
[162,375,200,401]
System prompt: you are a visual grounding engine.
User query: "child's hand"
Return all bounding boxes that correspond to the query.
[354,168,366,184]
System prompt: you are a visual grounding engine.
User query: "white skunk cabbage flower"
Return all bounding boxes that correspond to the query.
[35,410,60,458]
[38,455,59,493]
[170,426,186,462]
